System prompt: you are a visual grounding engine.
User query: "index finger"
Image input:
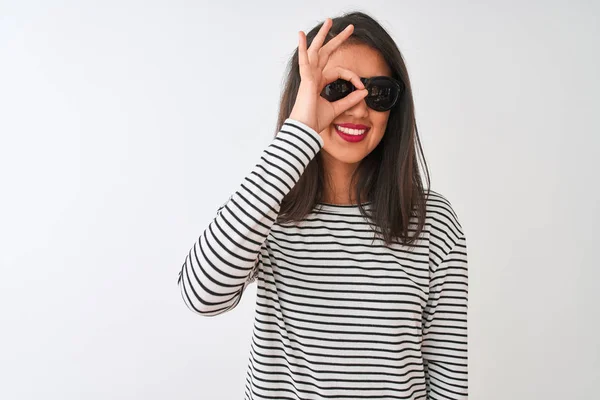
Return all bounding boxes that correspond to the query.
[322,66,365,90]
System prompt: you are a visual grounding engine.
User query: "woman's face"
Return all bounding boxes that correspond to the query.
[319,43,393,166]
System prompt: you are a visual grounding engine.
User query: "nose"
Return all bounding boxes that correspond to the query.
[343,93,369,118]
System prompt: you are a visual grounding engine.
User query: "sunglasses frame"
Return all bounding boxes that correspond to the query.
[321,75,405,112]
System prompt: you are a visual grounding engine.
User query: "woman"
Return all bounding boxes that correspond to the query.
[178,11,468,400]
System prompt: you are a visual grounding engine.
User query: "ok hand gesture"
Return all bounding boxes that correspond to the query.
[289,18,369,134]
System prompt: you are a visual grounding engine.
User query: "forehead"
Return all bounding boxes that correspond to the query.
[326,43,392,78]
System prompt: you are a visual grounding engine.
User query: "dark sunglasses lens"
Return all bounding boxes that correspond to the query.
[320,77,403,111]
[321,79,354,102]
[365,77,400,111]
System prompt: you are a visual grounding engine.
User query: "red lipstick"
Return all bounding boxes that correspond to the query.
[333,123,370,143]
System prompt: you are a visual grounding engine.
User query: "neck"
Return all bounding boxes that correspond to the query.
[320,152,363,205]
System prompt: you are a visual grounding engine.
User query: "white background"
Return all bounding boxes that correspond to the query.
[1,0,598,399]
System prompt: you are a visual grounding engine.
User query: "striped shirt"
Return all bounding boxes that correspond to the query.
[178,118,468,399]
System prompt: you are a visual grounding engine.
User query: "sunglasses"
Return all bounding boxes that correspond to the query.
[320,76,404,111]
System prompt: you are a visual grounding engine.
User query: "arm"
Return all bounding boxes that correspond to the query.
[177,118,323,316]
[422,234,469,399]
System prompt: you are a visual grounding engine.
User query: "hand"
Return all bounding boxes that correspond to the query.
[289,18,369,134]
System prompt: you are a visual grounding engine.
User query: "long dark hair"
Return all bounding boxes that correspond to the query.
[274,11,431,248]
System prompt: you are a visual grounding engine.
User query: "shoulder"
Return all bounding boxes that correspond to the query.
[424,189,463,233]
[423,189,465,262]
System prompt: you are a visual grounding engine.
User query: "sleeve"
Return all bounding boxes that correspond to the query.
[177,118,324,317]
[422,233,469,399]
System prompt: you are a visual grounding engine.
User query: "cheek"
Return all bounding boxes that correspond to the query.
[318,125,332,143]
[371,114,390,139]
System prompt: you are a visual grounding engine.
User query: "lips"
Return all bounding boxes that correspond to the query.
[333,123,370,143]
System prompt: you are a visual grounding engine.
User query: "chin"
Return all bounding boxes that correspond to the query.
[321,148,366,165]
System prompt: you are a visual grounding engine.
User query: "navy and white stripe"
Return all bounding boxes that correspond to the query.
[178,118,468,399]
